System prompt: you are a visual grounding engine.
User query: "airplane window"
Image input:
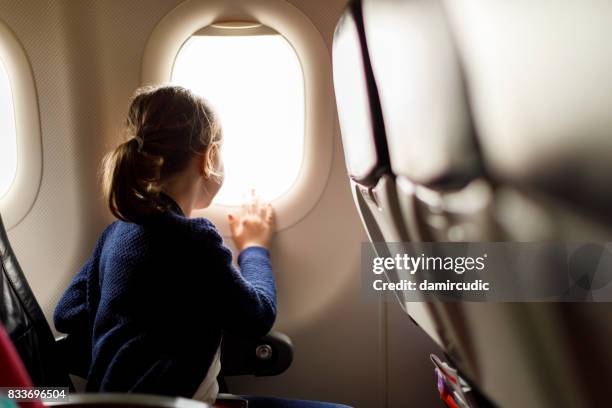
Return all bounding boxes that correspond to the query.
[0,58,17,199]
[172,28,305,206]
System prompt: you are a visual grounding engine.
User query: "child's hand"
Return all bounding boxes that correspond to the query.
[227,190,275,251]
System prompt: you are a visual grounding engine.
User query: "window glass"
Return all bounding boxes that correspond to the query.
[0,59,16,199]
[172,31,305,206]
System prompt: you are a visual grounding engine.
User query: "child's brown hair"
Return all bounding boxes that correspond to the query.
[101,85,222,223]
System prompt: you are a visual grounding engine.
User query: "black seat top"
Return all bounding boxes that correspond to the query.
[0,214,71,387]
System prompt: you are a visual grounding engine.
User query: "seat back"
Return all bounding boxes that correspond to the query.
[335,0,495,387]
[333,0,452,344]
[332,0,388,187]
[0,214,71,387]
[332,0,406,274]
[361,0,493,244]
[337,0,612,406]
[442,1,612,405]
[333,0,407,245]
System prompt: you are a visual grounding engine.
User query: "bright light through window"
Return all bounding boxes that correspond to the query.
[172,30,304,206]
[0,59,16,199]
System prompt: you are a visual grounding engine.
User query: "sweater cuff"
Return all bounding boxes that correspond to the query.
[237,246,270,264]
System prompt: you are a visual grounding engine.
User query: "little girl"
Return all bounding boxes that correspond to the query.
[53,86,350,408]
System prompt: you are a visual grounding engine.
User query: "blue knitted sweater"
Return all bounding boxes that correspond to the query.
[53,196,276,397]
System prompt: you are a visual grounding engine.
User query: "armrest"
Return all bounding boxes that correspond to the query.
[45,393,210,408]
[55,334,90,379]
[57,329,294,378]
[220,331,293,377]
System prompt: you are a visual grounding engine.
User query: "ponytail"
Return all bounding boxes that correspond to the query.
[101,137,165,222]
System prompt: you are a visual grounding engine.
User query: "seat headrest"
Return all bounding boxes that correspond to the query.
[362,0,481,188]
[445,0,612,221]
[333,1,390,186]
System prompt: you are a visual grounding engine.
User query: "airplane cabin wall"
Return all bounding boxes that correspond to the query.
[1,1,440,406]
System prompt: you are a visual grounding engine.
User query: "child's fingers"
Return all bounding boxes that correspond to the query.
[249,189,261,215]
[265,204,274,224]
[259,201,267,218]
[240,202,249,217]
[249,200,258,215]
[227,213,239,236]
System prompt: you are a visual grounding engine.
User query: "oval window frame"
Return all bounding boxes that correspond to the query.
[0,19,43,230]
[141,0,334,235]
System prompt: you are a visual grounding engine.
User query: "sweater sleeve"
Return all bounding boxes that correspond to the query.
[192,220,277,338]
[53,223,113,335]
[226,246,277,336]
[53,261,89,334]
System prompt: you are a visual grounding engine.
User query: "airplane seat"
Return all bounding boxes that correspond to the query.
[332,0,451,349]
[356,0,506,397]
[334,0,495,383]
[352,0,612,406]
[332,0,407,293]
[440,1,612,405]
[0,215,73,388]
[360,0,493,244]
[332,0,404,244]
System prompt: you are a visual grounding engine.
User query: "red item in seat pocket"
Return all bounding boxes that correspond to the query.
[0,324,45,408]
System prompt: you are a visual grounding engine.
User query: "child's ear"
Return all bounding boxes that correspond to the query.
[202,144,218,178]
[198,151,210,178]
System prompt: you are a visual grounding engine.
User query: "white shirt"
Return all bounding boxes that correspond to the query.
[192,345,222,405]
